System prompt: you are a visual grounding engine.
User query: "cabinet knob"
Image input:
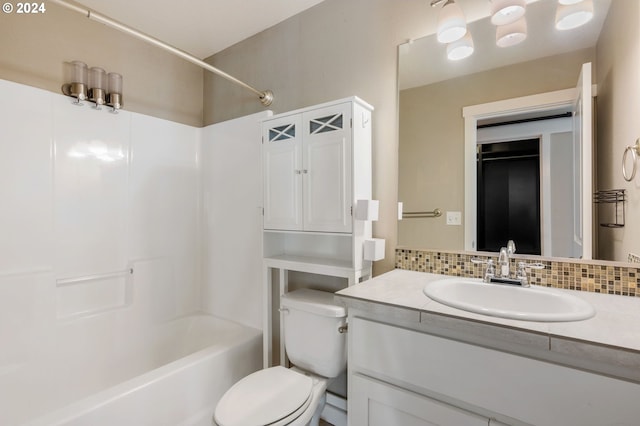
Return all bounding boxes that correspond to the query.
[295,170,302,174]
[302,169,308,174]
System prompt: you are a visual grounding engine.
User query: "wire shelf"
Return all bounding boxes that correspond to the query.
[594,189,626,228]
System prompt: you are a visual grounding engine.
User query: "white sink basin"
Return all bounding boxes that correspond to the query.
[423,278,595,322]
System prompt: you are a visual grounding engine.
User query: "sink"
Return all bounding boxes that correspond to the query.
[423,278,595,322]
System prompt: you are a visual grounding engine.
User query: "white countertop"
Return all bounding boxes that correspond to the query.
[336,269,640,379]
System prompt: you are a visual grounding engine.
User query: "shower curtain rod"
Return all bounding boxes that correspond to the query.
[49,0,274,106]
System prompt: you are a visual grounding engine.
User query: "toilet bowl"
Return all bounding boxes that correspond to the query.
[214,289,347,426]
[214,366,328,426]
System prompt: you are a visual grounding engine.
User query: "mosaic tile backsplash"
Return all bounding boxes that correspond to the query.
[396,249,640,298]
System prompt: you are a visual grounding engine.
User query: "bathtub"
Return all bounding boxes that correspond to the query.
[3,314,262,426]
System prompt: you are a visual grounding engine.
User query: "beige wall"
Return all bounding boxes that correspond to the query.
[0,5,203,126]
[398,48,595,250]
[5,0,633,268]
[596,1,640,261]
[203,0,435,274]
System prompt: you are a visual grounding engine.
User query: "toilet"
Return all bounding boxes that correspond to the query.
[214,289,347,426]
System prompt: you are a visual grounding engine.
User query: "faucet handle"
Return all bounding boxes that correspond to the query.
[518,262,545,270]
[516,262,545,287]
[507,240,516,256]
[485,259,496,280]
[471,258,495,282]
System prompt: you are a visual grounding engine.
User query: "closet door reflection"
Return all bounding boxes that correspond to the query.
[477,139,541,255]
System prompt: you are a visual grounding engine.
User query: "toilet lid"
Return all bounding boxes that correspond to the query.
[215,366,313,426]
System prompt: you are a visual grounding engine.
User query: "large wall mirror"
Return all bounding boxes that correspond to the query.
[398,0,640,263]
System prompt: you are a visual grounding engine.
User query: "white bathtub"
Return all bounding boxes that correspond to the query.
[3,314,262,426]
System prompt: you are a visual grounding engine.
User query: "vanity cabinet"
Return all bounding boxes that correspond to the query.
[263,100,369,233]
[351,374,488,426]
[348,315,640,426]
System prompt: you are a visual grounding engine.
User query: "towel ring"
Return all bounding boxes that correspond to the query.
[622,139,640,182]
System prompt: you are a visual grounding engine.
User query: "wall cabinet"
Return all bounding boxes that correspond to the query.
[263,100,366,233]
[261,97,374,369]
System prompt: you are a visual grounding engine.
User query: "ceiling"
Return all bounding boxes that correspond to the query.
[400,0,611,90]
[71,0,327,59]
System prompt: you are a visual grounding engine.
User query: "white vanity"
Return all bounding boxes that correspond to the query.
[337,270,640,425]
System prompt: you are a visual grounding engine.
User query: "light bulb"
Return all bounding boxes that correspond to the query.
[556,0,594,31]
[490,0,526,26]
[496,17,527,47]
[437,0,467,44]
[447,32,474,60]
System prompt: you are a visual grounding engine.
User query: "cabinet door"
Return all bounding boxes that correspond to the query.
[302,103,353,233]
[350,374,488,426]
[263,115,303,230]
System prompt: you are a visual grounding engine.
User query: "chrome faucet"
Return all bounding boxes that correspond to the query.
[497,240,516,279]
[498,247,510,278]
[471,240,544,287]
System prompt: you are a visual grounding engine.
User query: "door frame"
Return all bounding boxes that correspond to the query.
[463,87,579,253]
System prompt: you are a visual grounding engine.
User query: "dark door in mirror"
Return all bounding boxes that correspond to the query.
[477,138,541,254]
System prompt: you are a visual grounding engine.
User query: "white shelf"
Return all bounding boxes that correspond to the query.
[263,229,352,237]
[264,254,355,278]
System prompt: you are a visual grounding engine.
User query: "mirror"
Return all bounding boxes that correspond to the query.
[398,0,638,263]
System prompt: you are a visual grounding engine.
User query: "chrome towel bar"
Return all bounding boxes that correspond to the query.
[403,208,442,219]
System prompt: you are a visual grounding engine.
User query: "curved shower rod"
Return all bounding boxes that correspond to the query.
[49,0,274,106]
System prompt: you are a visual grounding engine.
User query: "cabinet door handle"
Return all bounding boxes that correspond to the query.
[302,169,308,174]
[295,170,302,174]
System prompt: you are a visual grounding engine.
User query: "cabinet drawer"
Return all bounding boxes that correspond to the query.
[350,374,487,426]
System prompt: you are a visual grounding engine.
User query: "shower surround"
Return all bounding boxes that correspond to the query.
[0,79,266,424]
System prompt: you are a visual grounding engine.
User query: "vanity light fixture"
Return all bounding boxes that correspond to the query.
[431,0,467,44]
[490,0,526,26]
[106,72,123,113]
[447,32,475,60]
[555,0,594,30]
[63,60,88,105]
[88,67,106,109]
[496,17,528,47]
[62,61,123,113]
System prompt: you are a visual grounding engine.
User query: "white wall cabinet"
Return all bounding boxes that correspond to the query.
[263,114,303,230]
[261,97,374,368]
[263,101,355,233]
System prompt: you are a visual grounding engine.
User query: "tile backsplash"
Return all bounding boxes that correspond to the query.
[396,248,640,298]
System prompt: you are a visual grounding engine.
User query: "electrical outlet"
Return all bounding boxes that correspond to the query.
[446,211,462,226]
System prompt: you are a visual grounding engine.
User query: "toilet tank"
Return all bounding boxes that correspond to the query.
[281,289,347,378]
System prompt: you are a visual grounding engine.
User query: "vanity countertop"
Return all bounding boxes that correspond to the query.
[336,269,640,381]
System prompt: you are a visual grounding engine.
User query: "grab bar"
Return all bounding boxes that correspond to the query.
[403,208,442,219]
[56,268,133,286]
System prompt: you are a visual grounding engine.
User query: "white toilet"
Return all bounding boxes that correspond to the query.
[214,289,347,426]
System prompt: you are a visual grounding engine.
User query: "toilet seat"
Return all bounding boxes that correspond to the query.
[214,366,313,426]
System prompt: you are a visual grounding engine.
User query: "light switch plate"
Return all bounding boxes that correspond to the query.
[446,211,462,226]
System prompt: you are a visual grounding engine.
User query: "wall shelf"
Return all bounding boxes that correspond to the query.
[594,189,626,228]
[264,254,354,278]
